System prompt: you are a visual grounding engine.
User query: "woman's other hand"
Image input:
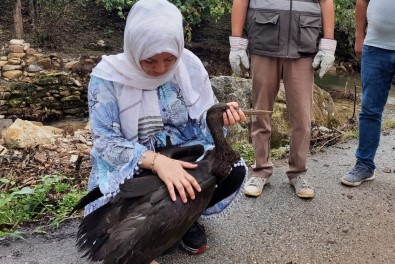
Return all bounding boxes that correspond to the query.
[223,102,246,126]
[154,154,201,203]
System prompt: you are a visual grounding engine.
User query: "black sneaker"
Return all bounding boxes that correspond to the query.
[180,222,207,255]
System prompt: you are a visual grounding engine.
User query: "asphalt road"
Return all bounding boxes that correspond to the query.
[1,130,395,264]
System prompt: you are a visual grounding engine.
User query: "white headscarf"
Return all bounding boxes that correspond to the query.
[91,0,215,143]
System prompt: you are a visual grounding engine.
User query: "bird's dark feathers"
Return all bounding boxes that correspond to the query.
[68,186,102,216]
[157,139,205,162]
[72,103,241,264]
[76,160,215,264]
[119,175,164,199]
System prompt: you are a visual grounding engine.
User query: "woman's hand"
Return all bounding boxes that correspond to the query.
[223,102,246,126]
[153,154,201,203]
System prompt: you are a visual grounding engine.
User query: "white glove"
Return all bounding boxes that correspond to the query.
[312,38,337,78]
[229,36,250,76]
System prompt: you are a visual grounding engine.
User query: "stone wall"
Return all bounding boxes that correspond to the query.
[0,73,88,120]
[0,39,99,121]
[0,39,53,80]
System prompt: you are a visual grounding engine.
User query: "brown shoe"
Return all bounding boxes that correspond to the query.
[289,176,314,198]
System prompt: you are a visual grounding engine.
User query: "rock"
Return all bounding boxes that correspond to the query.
[23,42,31,51]
[70,77,82,87]
[210,76,253,144]
[64,60,79,70]
[34,150,48,164]
[35,57,52,70]
[97,39,105,47]
[0,118,13,132]
[9,44,24,53]
[25,48,37,55]
[210,76,340,147]
[7,58,21,65]
[2,70,23,80]
[70,154,80,164]
[7,52,26,59]
[2,64,22,71]
[0,144,7,156]
[9,39,25,45]
[26,64,43,73]
[2,118,64,148]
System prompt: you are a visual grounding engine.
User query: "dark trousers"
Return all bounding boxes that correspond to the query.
[207,164,246,208]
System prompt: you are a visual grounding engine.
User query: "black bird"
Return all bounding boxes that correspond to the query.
[70,103,241,264]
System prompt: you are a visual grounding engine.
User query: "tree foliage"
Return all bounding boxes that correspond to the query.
[334,0,356,43]
[334,0,356,60]
[4,0,358,62]
[96,0,232,40]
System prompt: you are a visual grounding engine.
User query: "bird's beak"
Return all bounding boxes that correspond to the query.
[239,109,272,116]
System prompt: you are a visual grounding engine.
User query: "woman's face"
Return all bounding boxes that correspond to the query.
[140,52,177,77]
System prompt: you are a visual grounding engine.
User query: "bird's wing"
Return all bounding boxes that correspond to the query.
[157,144,205,162]
[76,201,123,261]
[119,175,164,198]
[101,175,217,264]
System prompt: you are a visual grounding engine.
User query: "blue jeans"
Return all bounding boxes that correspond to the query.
[356,45,395,169]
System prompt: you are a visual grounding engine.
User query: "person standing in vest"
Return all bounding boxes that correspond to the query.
[229,0,336,198]
[341,0,395,186]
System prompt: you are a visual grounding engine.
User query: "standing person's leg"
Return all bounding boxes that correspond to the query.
[342,45,395,186]
[244,54,281,197]
[282,57,314,198]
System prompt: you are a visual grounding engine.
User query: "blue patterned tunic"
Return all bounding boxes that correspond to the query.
[85,76,243,216]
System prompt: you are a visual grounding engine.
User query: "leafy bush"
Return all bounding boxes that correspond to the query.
[97,0,232,40]
[0,173,86,237]
[233,143,255,165]
[334,0,357,61]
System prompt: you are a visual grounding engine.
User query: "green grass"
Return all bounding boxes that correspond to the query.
[382,118,395,131]
[0,173,86,237]
[233,143,288,166]
[340,118,395,142]
[341,129,359,141]
[270,146,288,160]
[233,143,255,165]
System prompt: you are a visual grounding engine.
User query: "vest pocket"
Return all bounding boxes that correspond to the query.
[248,11,280,52]
[298,15,322,53]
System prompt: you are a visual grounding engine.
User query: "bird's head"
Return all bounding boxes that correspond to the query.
[206,103,229,128]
